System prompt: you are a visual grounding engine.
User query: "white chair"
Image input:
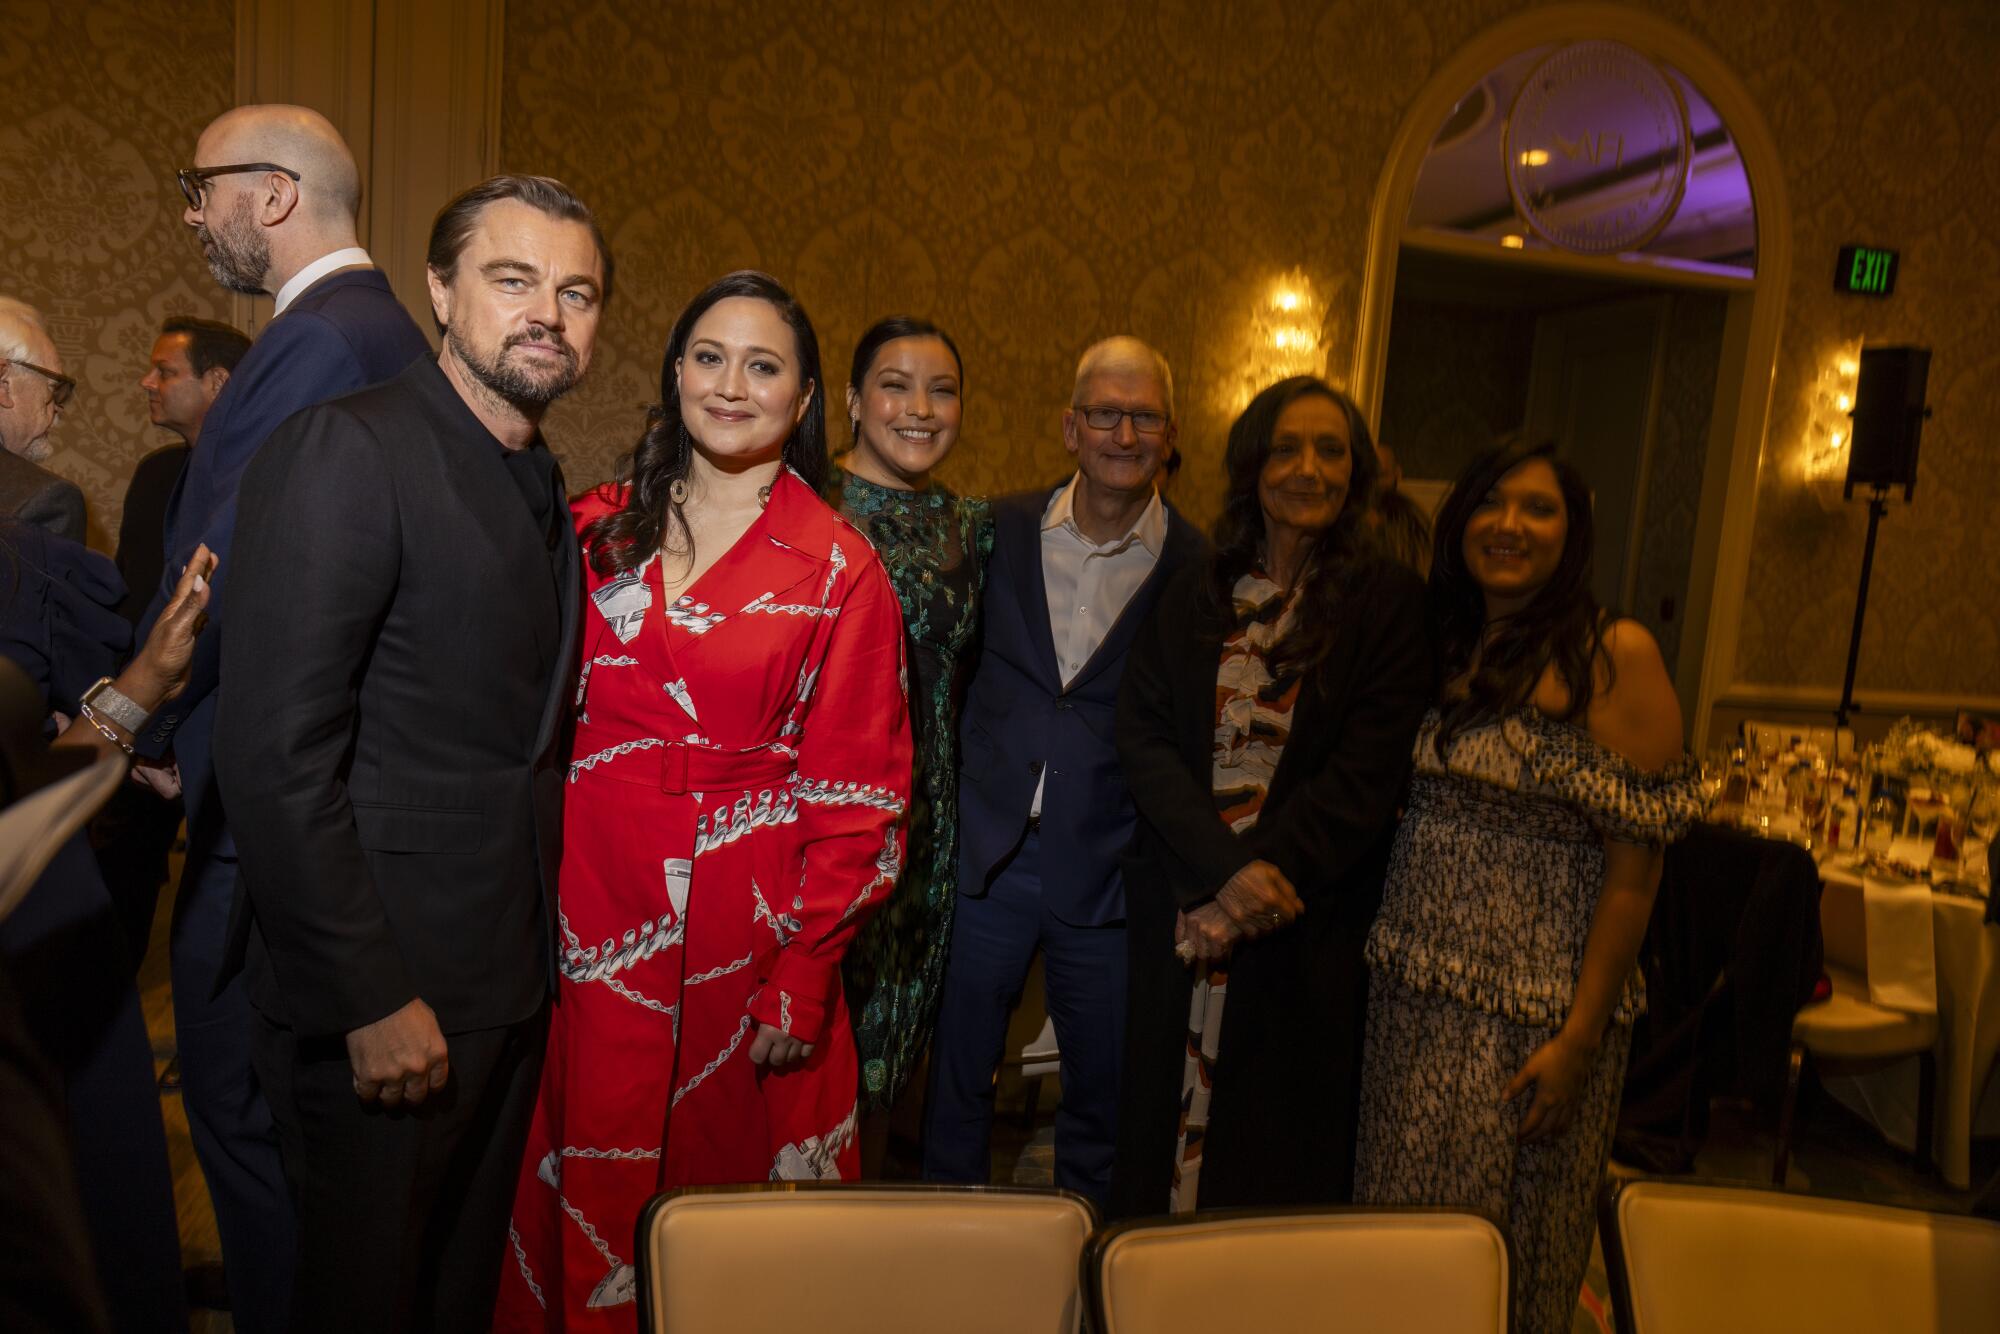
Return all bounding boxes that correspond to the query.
[1086,1209,1509,1334]
[637,1184,1096,1334]
[1600,1178,2000,1333]
[1011,1015,1061,1127]
[1774,873,1937,1183]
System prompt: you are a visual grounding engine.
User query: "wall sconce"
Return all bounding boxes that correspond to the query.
[1218,269,1339,419]
[1803,336,1863,509]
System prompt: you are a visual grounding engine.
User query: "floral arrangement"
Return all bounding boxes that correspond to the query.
[1868,718,1997,787]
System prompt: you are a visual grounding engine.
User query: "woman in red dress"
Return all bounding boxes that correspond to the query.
[499,272,911,1330]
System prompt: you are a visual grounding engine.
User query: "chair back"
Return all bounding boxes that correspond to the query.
[1086,1208,1508,1334]
[638,1184,1095,1334]
[1602,1178,2000,1333]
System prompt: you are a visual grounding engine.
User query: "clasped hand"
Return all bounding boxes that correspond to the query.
[1175,860,1303,966]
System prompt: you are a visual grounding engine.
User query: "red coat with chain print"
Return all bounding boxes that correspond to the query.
[498,470,911,1330]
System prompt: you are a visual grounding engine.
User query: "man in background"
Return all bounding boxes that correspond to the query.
[94,316,252,977]
[137,104,429,1333]
[1370,440,1434,577]
[0,299,86,543]
[121,316,250,622]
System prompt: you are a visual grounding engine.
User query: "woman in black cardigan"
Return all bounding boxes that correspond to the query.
[1108,377,1431,1218]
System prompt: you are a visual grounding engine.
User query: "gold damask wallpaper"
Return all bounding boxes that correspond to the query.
[500,0,1999,701]
[0,0,236,549]
[6,1,1993,702]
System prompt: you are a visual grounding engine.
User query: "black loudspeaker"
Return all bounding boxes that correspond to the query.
[1844,345,1931,500]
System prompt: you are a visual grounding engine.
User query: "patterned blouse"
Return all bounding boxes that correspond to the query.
[1365,708,1705,1029]
[1212,570,1303,832]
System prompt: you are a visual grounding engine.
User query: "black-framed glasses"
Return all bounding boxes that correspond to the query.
[176,162,301,210]
[1077,404,1169,435]
[7,359,75,409]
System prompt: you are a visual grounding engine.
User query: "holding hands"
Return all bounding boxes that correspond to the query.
[1175,859,1303,966]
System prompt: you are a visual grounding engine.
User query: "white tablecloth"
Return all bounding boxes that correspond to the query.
[1818,856,2000,1190]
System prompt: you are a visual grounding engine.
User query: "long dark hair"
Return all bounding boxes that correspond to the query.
[583,271,827,576]
[1429,437,1605,754]
[1209,376,1380,680]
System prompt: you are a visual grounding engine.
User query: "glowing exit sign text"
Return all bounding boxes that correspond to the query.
[1835,245,1898,297]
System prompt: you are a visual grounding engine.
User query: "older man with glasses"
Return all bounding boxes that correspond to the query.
[132,103,429,1334]
[0,298,86,543]
[922,336,1206,1208]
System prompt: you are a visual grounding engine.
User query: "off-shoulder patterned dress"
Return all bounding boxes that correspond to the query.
[1355,708,1702,1334]
[497,472,911,1331]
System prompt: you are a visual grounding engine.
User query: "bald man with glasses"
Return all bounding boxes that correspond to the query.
[133,103,429,1334]
[923,337,1206,1207]
[0,299,86,543]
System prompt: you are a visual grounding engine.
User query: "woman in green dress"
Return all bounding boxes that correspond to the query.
[828,317,992,1169]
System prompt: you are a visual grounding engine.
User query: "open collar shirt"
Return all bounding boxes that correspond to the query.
[1031,472,1166,815]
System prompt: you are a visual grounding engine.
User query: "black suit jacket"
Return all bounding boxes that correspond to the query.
[113,442,189,627]
[956,485,1204,925]
[0,450,86,545]
[212,359,577,1038]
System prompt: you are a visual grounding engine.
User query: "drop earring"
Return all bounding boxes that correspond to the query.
[670,476,689,505]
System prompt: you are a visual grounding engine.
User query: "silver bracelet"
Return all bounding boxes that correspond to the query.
[78,701,135,755]
[82,676,149,732]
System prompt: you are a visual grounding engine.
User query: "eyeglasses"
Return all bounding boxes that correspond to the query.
[1076,405,1170,435]
[176,162,301,210]
[7,359,75,409]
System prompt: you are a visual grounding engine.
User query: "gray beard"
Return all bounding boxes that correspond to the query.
[199,200,270,295]
[446,325,580,409]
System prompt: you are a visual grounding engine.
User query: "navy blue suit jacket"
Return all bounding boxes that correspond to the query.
[135,269,428,860]
[956,484,1203,927]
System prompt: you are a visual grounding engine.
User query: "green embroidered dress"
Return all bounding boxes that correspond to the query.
[829,466,994,1109]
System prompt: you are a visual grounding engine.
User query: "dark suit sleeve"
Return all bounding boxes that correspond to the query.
[135,313,383,760]
[18,478,86,545]
[212,404,412,1036]
[1246,563,1433,902]
[1116,566,1255,909]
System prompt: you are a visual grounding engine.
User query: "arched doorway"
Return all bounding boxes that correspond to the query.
[1351,4,1792,745]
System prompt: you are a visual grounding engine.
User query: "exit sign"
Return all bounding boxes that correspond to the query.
[1836,245,1898,296]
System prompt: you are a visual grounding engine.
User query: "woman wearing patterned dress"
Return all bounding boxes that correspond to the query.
[1353,438,1703,1334]
[826,317,992,1164]
[1109,377,1430,1218]
[499,273,911,1331]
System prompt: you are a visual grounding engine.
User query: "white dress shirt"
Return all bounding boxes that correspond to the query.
[1031,473,1167,815]
[272,246,374,315]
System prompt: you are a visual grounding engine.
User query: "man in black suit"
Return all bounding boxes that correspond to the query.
[923,337,1204,1207]
[0,299,86,543]
[214,174,608,1333]
[139,105,431,1331]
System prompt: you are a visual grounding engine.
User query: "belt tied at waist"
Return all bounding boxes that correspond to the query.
[575,732,799,795]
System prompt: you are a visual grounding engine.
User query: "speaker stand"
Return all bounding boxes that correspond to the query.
[1835,483,1891,728]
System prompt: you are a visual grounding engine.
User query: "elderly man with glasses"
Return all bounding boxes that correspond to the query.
[922,336,1205,1208]
[0,298,86,543]
[133,102,429,1334]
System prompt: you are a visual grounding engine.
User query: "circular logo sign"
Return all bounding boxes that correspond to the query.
[1503,41,1691,255]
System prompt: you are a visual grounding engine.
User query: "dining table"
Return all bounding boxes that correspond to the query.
[1708,788,2000,1188]
[1810,841,2000,1190]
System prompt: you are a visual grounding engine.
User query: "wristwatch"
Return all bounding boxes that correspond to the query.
[81,676,150,732]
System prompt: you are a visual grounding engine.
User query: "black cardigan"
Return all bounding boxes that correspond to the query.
[1108,553,1433,1217]
[1115,554,1434,927]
